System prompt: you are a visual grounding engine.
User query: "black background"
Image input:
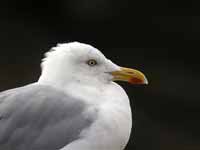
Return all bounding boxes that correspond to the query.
[0,0,199,150]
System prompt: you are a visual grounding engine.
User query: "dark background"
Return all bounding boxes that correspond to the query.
[0,0,199,150]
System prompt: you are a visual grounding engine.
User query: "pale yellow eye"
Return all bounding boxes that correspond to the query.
[87,59,97,66]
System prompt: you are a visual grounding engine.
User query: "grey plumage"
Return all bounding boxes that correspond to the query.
[0,83,97,150]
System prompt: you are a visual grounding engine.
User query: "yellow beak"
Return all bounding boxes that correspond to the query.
[111,67,148,84]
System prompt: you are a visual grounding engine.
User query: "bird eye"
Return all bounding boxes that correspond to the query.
[87,59,97,66]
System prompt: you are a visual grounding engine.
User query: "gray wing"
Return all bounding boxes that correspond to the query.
[0,83,97,150]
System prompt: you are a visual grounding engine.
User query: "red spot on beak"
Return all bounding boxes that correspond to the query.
[129,78,144,84]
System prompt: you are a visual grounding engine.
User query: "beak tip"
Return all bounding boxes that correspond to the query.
[144,77,148,85]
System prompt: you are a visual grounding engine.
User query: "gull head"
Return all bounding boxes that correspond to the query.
[39,42,148,87]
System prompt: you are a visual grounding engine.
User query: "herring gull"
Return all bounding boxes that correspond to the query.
[0,42,148,150]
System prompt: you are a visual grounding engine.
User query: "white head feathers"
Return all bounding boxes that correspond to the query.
[38,42,120,89]
[41,42,99,69]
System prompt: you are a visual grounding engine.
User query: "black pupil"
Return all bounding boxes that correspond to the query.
[89,60,96,65]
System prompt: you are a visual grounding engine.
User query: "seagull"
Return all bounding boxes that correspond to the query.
[0,42,148,150]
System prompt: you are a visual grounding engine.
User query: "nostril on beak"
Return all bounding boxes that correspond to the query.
[127,71,135,75]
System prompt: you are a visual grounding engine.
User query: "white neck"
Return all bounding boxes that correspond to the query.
[38,73,108,105]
